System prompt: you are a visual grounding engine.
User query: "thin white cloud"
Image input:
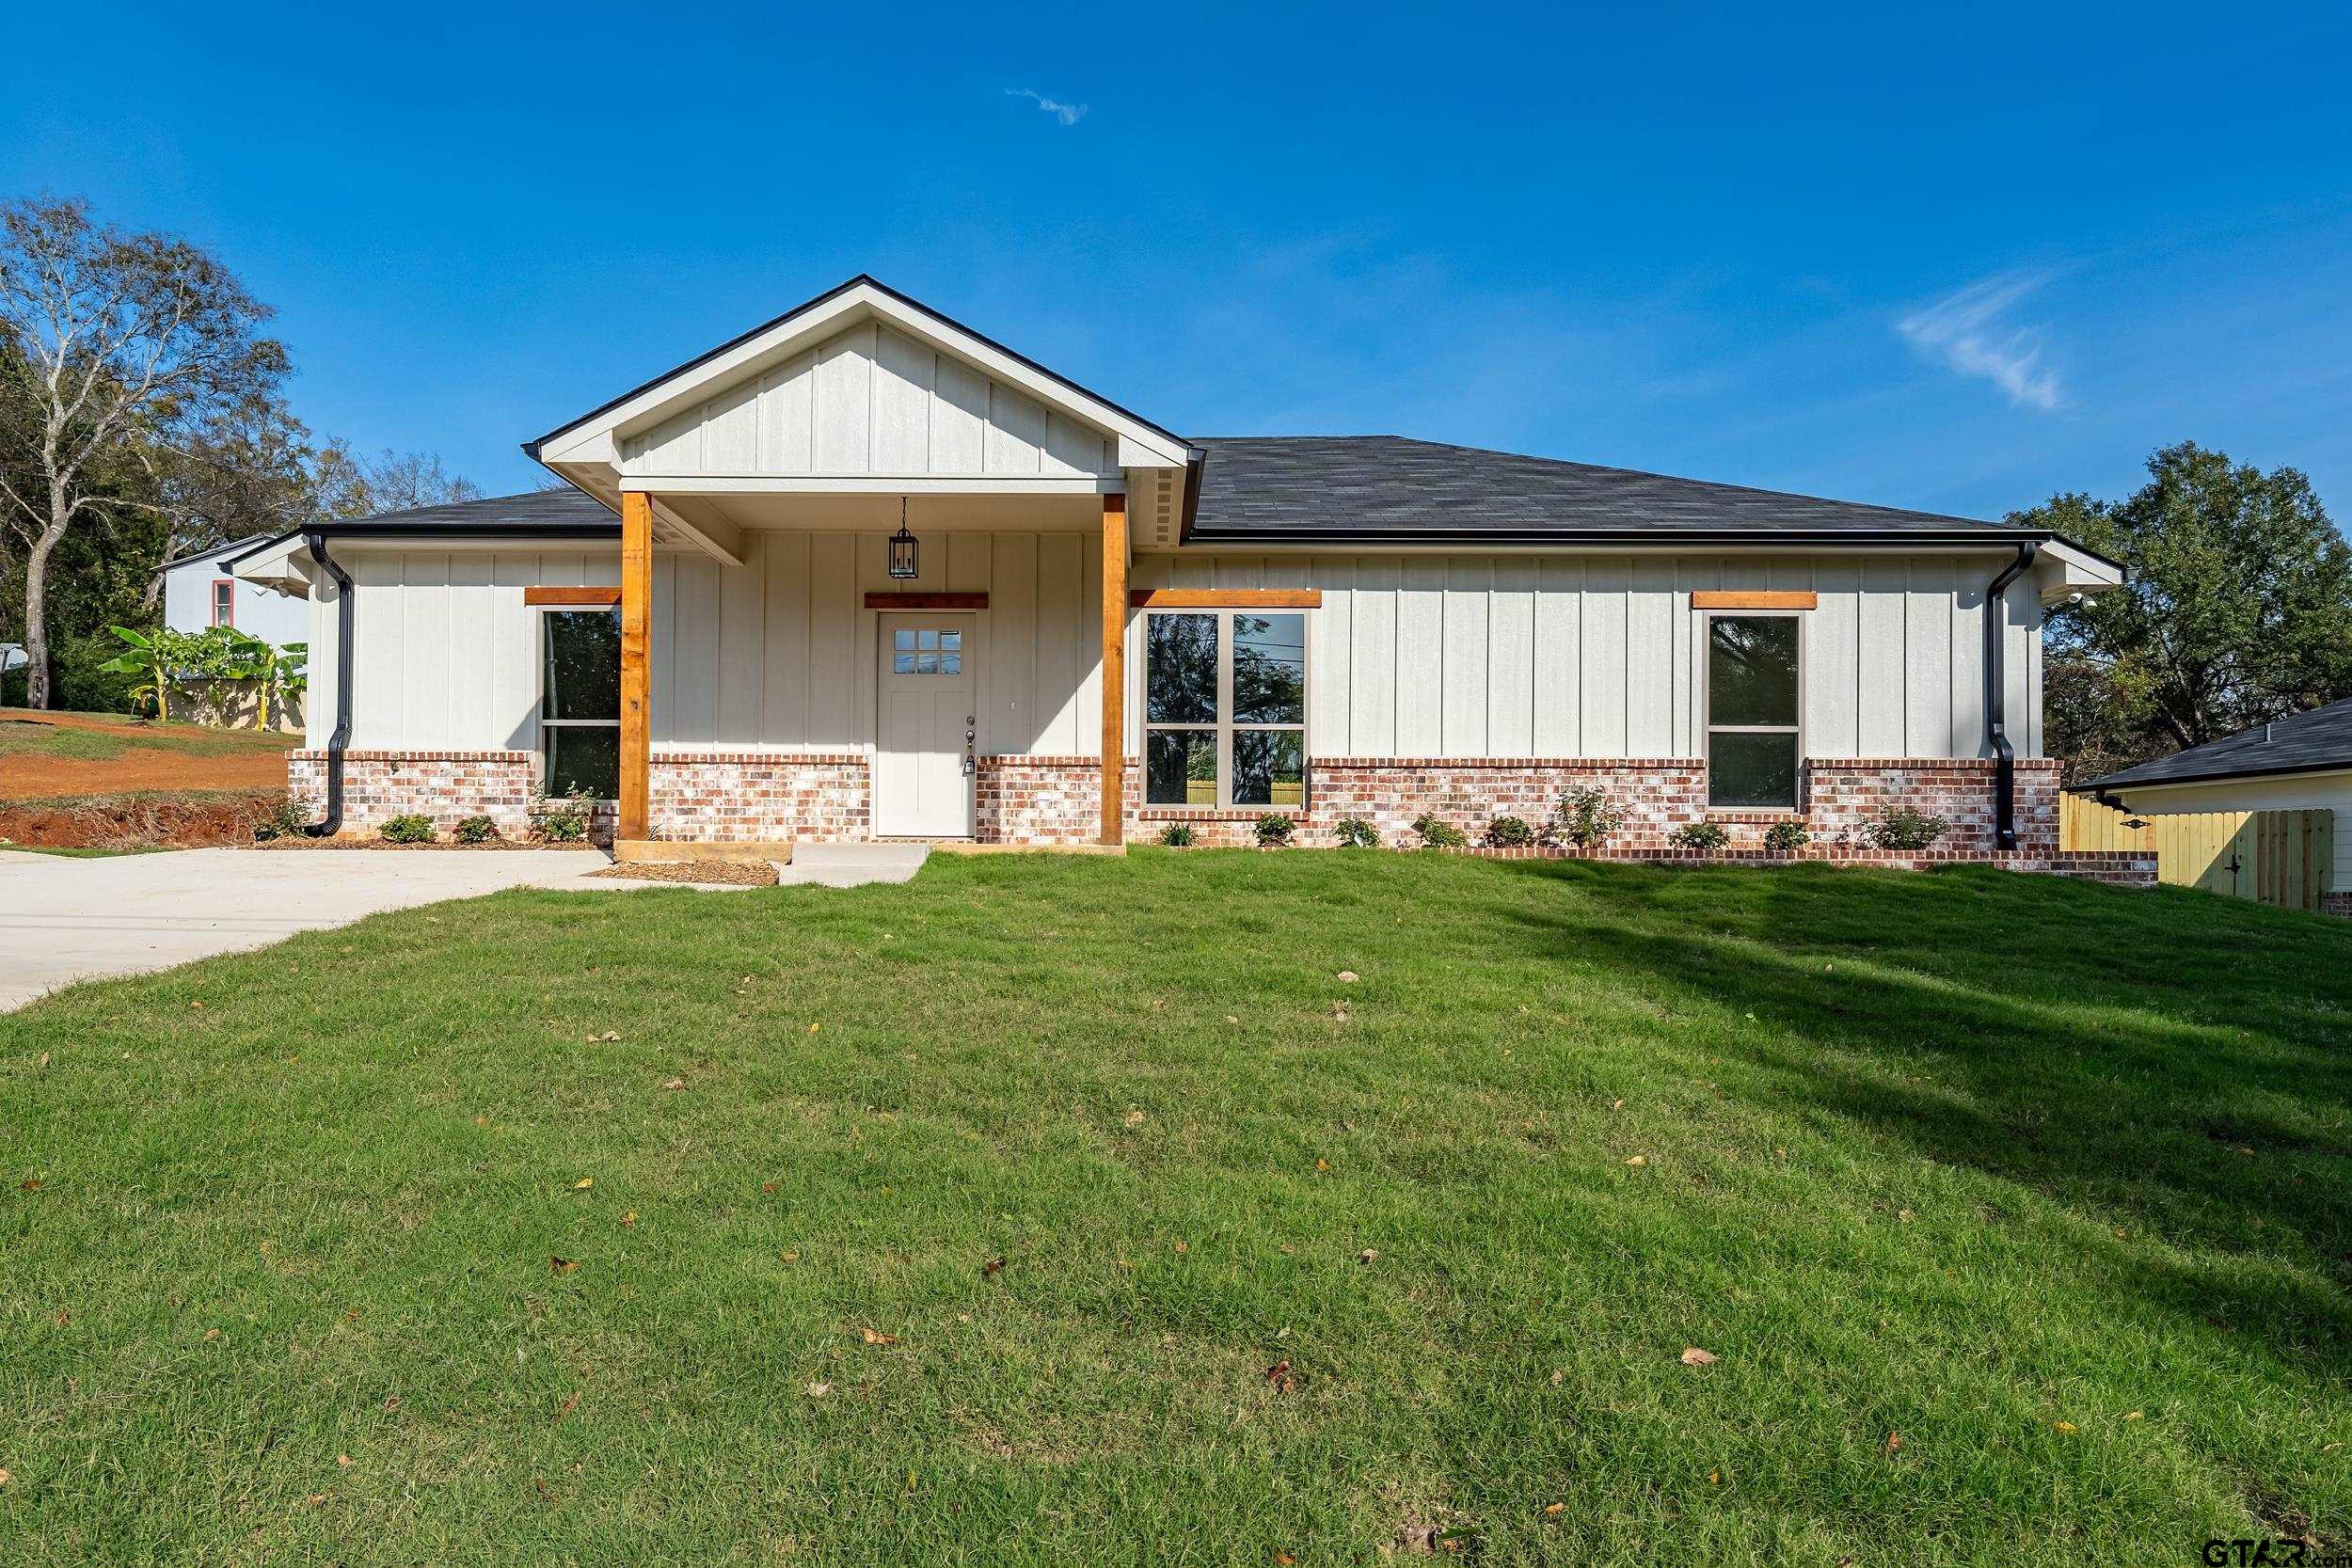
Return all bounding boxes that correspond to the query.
[1898,273,2064,411]
[1006,88,1088,127]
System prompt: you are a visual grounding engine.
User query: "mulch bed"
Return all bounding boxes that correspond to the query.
[0,791,281,850]
[587,859,779,886]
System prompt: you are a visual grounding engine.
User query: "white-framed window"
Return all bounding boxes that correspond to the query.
[1704,611,1803,809]
[1143,609,1307,809]
[211,578,235,627]
[541,609,621,800]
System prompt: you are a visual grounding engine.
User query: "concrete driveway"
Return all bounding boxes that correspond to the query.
[0,847,625,1011]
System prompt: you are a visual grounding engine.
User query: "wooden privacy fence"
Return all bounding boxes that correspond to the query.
[2061,795,2335,911]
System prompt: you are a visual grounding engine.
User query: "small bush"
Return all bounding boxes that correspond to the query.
[1486,815,1536,848]
[252,795,310,843]
[1157,823,1196,847]
[453,815,500,845]
[1552,786,1625,849]
[381,815,436,845]
[1254,814,1295,848]
[1669,818,1731,851]
[532,784,595,844]
[1333,816,1380,849]
[1412,814,1470,849]
[1763,818,1811,854]
[1867,806,1950,852]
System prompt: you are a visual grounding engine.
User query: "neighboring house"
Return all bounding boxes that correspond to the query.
[163,534,310,645]
[230,276,2121,859]
[2083,698,2352,914]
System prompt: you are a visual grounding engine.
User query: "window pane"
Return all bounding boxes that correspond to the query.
[894,653,916,674]
[895,628,914,652]
[1709,730,1798,809]
[919,628,938,650]
[1147,614,1217,724]
[1146,729,1217,805]
[1708,615,1799,727]
[1233,613,1305,724]
[543,610,621,721]
[547,725,620,800]
[941,654,961,674]
[916,653,938,673]
[941,629,961,652]
[1232,730,1304,807]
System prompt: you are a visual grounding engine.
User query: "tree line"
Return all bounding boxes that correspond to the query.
[0,197,483,711]
[7,196,2348,777]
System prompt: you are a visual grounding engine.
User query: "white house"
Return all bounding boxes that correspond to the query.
[163,535,310,645]
[230,276,2122,859]
[2085,698,2352,913]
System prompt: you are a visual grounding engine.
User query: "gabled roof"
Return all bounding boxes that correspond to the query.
[1185,436,2117,559]
[2084,698,2352,791]
[525,275,1193,470]
[162,531,272,571]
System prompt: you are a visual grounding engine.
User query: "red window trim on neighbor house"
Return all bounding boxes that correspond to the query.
[211,578,235,627]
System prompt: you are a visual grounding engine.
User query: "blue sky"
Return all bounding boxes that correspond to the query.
[9,2,2352,523]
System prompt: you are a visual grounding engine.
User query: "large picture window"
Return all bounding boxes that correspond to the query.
[1706,613,1801,809]
[542,610,621,800]
[1144,610,1306,808]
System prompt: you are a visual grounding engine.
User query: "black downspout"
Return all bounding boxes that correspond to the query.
[1984,540,2040,851]
[303,531,354,838]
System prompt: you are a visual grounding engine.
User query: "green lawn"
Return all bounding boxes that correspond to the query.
[3,852,2347,1564]
[0,709,299,764]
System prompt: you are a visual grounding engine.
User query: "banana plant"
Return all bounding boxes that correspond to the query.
[96,626,183,721]
[218,631,309,732]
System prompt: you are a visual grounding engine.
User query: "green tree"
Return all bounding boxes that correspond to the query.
[0,198,288,707]
[2019,443,2352,778]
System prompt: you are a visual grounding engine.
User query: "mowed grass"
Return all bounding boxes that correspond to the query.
[3,852,2349,1564]
[0,709,299,764]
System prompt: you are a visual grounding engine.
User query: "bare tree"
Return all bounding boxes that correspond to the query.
[310,439,481,519]
[0,197,287,706]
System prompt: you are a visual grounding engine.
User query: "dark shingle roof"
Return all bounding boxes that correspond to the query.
[223,489,618,570]
[2084,699,2352,791]
[1187,436,2060,546]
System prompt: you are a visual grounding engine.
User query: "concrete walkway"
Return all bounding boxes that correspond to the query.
[0,842,927,1011]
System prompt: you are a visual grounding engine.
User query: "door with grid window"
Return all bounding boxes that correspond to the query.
[874,614,976,838]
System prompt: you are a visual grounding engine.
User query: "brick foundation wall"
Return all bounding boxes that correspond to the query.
[2321,891,2352,919]
[975,756,1134,845]
[1804,757,2059,855]
[288,751,599,841]
[650,752,867,843]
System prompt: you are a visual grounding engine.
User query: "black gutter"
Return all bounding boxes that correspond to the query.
[302,531,356,838]
[1181,527,2089,551]
[1984,541,2040,850]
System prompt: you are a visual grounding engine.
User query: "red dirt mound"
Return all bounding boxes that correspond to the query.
[0,792,281,850]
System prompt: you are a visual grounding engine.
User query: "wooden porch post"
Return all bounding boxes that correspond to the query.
[619,491,652,842]
[1100,491,1128,846]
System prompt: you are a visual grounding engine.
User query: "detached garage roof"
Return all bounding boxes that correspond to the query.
[2086,698,2352,791]
[1185,436,2111,554]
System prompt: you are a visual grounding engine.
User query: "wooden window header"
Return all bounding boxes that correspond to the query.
[1692,591,1817,610]
[1129,589,1322,610]
[525,586,622,608]
[864,591,989,610]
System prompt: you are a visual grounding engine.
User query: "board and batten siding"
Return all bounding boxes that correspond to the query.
[1129,553,2044,761]
[315,543,2042,765]
[619,322,1116,481]
[310,534,1106,758]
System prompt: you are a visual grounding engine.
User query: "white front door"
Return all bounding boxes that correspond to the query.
[874,613,977,838]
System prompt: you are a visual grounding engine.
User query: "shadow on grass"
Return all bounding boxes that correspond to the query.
[1486,860,2352,1354]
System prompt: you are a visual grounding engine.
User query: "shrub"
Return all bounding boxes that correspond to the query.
[1412,814,1469,849]
[381,815,436,845]
[1156,823,1196,847]
[1867,806,1950,851]
[532,784,595,844]
[1552,786,1625,849]
[1763,818,1811,854]
[252,795,310,843]
[1254,813,1295,848]
[1486,815,1536,848]
[1333,816,1379,849]
[453,815,500,845]
[1669,818,1731,851]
